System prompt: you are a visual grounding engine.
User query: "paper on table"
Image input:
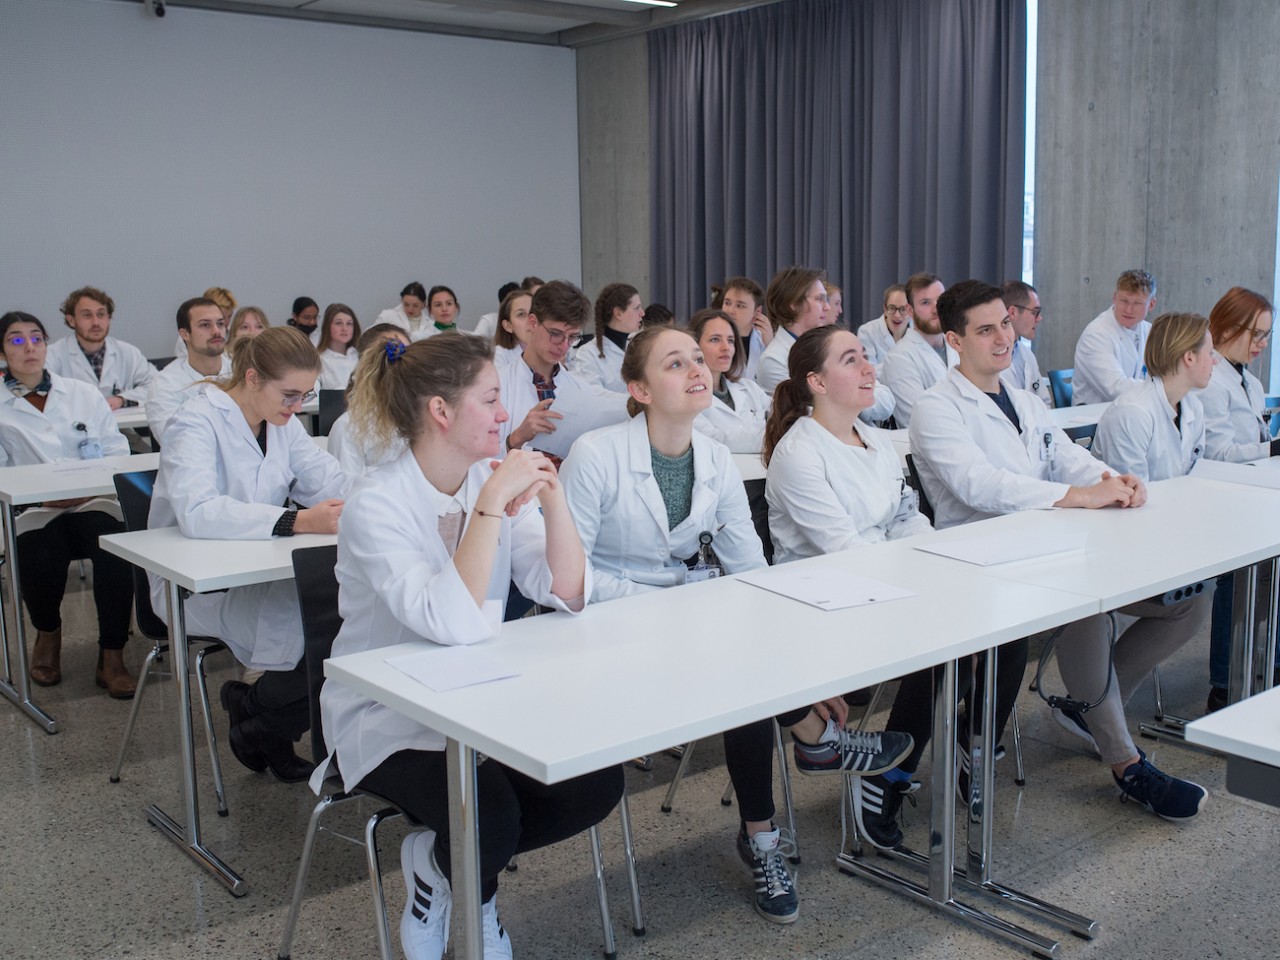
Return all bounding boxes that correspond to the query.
[528,379,628,459]
[915,528,1086,566]
[386,646,520,693]
[1190,458,1280,490]
[738,566,916,610]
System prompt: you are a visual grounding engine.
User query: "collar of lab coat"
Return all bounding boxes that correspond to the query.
[902,326,959,367]
[383,447,487,520]
[625,412,718,536]
[1145,377,1181,425]
[944,365,1021,431]
[0,370,72,418]
[203,381,271,457]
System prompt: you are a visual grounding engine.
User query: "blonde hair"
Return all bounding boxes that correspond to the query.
[229,306,269,340]
[203,287,238,314]
[1144,312,1209,378]
[221,325,319,391]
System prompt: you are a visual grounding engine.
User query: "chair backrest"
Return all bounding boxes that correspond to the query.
[112,470,167,641]
[1047,368,1074,408]
[905,454,935,524]
[742,477,775,565]
[292,544,342,764]
[1062,423,1097,449]
[317,389,348,437]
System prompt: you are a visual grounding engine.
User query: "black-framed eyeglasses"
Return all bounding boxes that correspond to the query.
[1251,328,1273,345]
[1012,305,1043,318]
[538,321,572,345]
[885,305,910,316]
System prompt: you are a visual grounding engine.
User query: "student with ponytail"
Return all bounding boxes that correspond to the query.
[149,325,349,782]
[318,333,620,960]
[572,282,643,392]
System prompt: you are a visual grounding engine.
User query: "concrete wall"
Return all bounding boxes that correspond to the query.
[576,35,652,302]
[1033,0,1280,373]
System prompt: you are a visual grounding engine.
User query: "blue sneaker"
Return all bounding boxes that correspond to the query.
[1114,750,1208,821]
[1052,706,1099,757]
[735,825,798,924]
[793,727,914,776]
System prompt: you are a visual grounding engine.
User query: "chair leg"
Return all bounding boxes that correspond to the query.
[854,682,887,732]
[277,793,339,960]
[660,741,696,813]
[1152,664,1166,722]
[719,779,735,806]
[616,793,644,936]
[78,559,88,580]
[773,721,800,864]
[588,825,618,960]
[365,808,403,960]
[194,643,229,817]
[1010,703,1026,787]
[109,641,162,783]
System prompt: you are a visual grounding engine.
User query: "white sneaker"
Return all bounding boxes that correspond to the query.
[482,894,514,959]
[400,830,451,960]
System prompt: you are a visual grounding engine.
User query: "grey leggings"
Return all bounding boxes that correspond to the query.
[1054,594,1212,766]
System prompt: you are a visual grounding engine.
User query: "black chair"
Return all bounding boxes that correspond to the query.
[317,389,347,437]
[905,453,935,524]
[278,546,643,960]
[109,470,231,816]
[1047,368,1074,409]
[1063,423,1097,449]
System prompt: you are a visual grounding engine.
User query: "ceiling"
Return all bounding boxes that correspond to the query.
[125,0,779,47]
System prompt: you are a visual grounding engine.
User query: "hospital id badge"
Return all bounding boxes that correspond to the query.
[687,565,722,583]
[1038,430,1056,462]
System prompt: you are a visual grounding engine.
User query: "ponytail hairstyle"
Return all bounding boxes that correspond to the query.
[619,323,693,418]
[761,325,845,466]
[765,266,825,331]
[347,332,494,457]
[1144,312,1210,378]
[593,282,639,357]
[317,303,362,354]
[495,288,532,350]
[689,308,743,382]
[400,281,427,302]
[221,325,320,391]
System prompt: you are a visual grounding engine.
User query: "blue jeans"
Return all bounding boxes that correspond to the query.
[1209,571,1280,690]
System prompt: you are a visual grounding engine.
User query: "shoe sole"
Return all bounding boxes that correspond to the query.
[401,832,451,957]
[1114,783,1209,822]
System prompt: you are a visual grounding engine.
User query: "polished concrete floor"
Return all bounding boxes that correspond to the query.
[2,570,1277,960]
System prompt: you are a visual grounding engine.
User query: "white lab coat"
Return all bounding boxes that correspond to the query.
[740,327,765,383]
[909,367,1112,530]
[494,343,523,368]
[561,414,765,602]
[696,377,771,453]
[0,372,129,535]
[881,327,959,429]
[375,305,434,342]
[148,388,351,670]
[766,415,931,564]
[144,354,232,445]
[317,347,358,391]
[45,335,157,405]
[756,328,895,423]
[1072,307,1150,405]
[999,338,1053,407]
[1198,352,1270,463]
[1092,377,1204,482]
[857,314,910,373]
[173,336,188,360]
[315,452,589,792]
[497,357,629,459]
[326,410,405,477]
[472,311,499,339]
[571,335,628,394]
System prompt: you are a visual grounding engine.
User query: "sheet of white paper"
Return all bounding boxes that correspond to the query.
[1191,458,1280,490]
[738,566,917,610]
[529,379,628,459]
[386,646,520,693]
[915,529,1086,566]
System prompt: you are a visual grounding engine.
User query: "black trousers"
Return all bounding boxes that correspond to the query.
[722,706,811,824]
[360,749,625,903]
[886,638,1030,775]
[243,660,310,742]
[16,510,132,649]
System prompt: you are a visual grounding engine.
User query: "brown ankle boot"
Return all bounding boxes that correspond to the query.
[30,629,62,686]
[96,648,137,699]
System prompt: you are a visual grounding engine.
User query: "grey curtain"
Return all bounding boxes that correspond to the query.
[649,0,1027,324]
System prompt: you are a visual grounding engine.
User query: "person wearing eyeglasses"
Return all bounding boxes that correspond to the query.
[0,311,136,698]
[857,283,914,373]
[149,325,350,783]
[998,280,1052,407]
[1198,287,1280,712]
[497,280,628,464]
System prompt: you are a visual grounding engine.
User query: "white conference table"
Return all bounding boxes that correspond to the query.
[0,452,160,733]
[1185,686,1280,807]
[98,526,337,897]
[1048,402,1109,431]
[113,405,150,430]
[325,541,1101,959]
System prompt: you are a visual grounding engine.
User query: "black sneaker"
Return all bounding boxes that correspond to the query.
[853,774,906,850]
[1052,706,1099,756]
[793,727,914,776]
[735,825,798,924]
[1114,749,1208,821]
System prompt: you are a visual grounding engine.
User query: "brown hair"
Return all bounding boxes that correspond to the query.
[619,323,694,418]
[495,289,532,350]
[689,308,743,382]
[221,325,320,391]
[883,283,907,311]
[1209,286,1273,353]
[904,272,942,308]
[60,286,114,319]
[1144,312,1209,378]
[202,287,237,314]
[317,303,362,354]
[712,276,765,310]
[1116,269,1157,297]
[593,283,639,357]
[347,332,493,454]
[530,280,591,328]
[765,266,825,330]
[761,325,846,466]
[229,306,269,340]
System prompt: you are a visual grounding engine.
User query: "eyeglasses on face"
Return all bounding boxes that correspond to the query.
[538,321,572,345]
[884,305,911,316]
[1013,305,1043,318]
[279,387,317,407]
[1250,328,1273,345]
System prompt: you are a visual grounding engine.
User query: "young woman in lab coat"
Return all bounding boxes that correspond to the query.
[491,288,532,368]
[375,282,431,342]
[149,326,349,782]
[315,303,362,390]
[690,309,771,453]
[560,325,912,925]
[1092,312,1212,482]
[0,312,136,697]
[319,334,621,960]
[572,282,642,393]
[229,305,269,342]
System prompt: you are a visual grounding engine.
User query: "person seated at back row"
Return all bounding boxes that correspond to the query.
[175,286,236,360]
[327,324,411,477]
[910,279,1211,822]
[1072,269,1156,405]
[857,282,913,373]
[713,276,773,382]
[146,297,233,445]
[572,282,644,393]
[46,286,155,409]
[880,272,953,428]
[998,280,1053,407]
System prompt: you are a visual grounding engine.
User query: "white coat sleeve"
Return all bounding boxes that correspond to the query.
[120,348,158,405]
[882,349,925,427]
[767,444,879,556]
[908,392,1072,513]
[756,349,786,394]
[1074,326,1138,403]
[695,409,763,454]
[1200,379,1268,463]
[858,383,896,424]
[508,498,593,612]
[1091,405,1155,482]
[284,422,352,503]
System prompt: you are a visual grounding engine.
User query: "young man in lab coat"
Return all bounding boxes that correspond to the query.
[1071,269,1156,405]
[881,272,956,428]
[145,297,234,444]
[998,281,1053,407]
[909,279,1211,822]
[46,286,156,409]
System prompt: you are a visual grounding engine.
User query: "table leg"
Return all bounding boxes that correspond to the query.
[0,502,58,733]
[446,738,484,960]
[1258,559,1278,693]
[145,578,245,896]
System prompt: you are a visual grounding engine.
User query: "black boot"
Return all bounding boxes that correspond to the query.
[240,716,315,783]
